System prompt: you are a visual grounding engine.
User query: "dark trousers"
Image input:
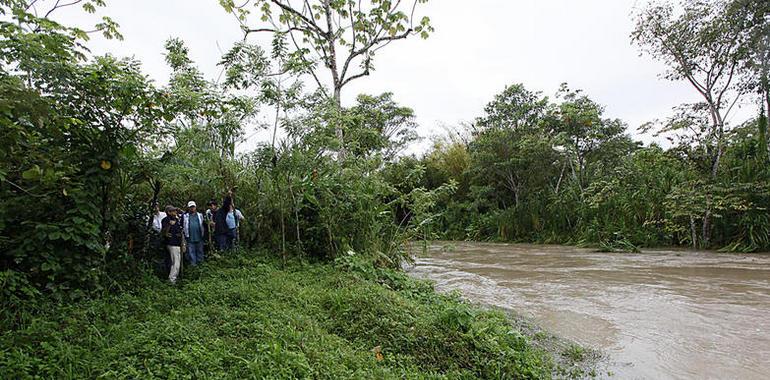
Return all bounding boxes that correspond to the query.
[215,229,237,250]
[151,232,170,276]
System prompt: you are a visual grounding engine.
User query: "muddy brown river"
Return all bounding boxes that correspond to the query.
[407,242,770,380]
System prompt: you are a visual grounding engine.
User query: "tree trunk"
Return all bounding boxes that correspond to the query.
[702,189,713,248]
[758,96,768,162]
[690,216,698,249]
[762,87,770,157]
[333,86,346,160]
[324,0,346,161]
[702,107,724,249]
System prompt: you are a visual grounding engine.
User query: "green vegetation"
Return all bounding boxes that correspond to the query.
[1,251,559,379]
[404,0,770,252]
[0,0,769,377]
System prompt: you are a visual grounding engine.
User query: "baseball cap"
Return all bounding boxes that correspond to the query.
[187,201,197,208]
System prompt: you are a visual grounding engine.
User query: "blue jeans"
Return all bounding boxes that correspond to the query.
[186,240,204,265]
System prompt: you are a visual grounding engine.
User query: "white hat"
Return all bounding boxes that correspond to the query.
[187,201,197,207]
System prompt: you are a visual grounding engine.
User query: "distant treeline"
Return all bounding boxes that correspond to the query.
[387,83,769,252]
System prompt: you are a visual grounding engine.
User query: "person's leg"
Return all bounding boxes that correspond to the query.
[185,240,194,264]
[163,243,171,275]
[189,242,202,265]
[195,242,205,264]
[168,246,181,284]
[216,234,227,251]
[189,243,200,265]
[227,229,236,250]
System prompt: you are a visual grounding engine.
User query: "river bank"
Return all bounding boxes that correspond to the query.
[407,241,770,379]
[1,250,594,379]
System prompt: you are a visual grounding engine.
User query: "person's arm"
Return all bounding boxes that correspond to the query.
[236,209,245,221]
[160,217,170,239]
[152,212,165,232]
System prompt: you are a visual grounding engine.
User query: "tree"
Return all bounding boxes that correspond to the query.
[219,0,434,158]
[0,0,122,56]
[165,38,259,161]
[550,85,636,194]
[1,1,174,295]
[469,84,558,209]
[346,92,418,161]
[632,0,753,246]
[475,84,549,131]
[727,0,770,152]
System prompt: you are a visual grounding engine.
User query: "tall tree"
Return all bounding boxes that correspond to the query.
[632,0,750,179]
[219,0,433,158]
[632,0,753,246]
[728,0,770,151]
[347,92,419,161]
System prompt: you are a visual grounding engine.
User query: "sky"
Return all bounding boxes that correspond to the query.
[51,0,757,153]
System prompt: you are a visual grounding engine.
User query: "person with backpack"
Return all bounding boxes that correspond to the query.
[214,190,237,251]
[161,205,184,284]
[230,202,245,247]
[183,201,205,266]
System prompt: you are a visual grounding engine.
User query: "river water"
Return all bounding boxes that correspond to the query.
[406,241,770,380]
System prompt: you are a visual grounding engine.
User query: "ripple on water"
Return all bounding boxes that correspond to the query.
[408,241,770,380]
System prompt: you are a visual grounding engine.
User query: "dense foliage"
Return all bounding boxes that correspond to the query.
[407,82,769,251]
[1,251,577,379]
[1,0,767,378]
[0,0,441,308]
[395,0,770,252]
[0,0,768,343]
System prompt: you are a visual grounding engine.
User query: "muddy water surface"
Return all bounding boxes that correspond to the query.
[407,242,770,379]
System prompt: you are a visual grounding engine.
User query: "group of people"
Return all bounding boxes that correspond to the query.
[151,192,245,284]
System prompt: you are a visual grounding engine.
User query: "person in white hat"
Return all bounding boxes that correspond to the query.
[183,201,205,266]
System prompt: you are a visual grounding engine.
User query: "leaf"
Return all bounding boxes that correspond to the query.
[22,165,41,181]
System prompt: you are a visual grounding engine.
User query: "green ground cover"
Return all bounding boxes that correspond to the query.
[1,251,569,379]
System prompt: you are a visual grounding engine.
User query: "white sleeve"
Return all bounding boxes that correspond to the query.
[236,209,245,220]
[152,212,166,232]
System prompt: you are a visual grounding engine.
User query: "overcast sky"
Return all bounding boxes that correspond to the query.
[54,0,756,153]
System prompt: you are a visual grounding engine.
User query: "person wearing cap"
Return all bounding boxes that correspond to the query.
[161,206,184,284]
[183,201,205,266]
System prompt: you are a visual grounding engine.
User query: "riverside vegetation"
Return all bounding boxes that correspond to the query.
[0,0,768,378]
[1,252,595,379]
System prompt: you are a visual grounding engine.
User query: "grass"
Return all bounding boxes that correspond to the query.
[1,250,562,379]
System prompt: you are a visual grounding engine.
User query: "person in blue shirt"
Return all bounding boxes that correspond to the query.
[183,201,206,266]
[229,202,245,246]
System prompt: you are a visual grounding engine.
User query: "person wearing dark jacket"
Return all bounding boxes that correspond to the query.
[161,205,184,284]
[213,193,235,251]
